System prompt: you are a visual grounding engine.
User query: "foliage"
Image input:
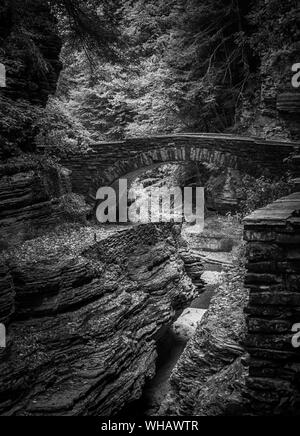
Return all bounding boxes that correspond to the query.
[236,175,293,216]
[62,61,136,140]
[1,0,298,156]
[35,97,93,156]
[247,0,298,54]
[0,0,120,158]
[53,0,298,142]
[160,0,253,131]
[0,96,42,158]
[58,193,91,223]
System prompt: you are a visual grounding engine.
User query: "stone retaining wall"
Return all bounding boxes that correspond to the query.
[244,192,300,415]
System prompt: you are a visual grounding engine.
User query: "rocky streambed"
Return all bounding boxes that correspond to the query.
[118,215,249,417]
[0,222,198,416]
[160,262,249,416]
[158,217,250,416]
[0,157,249,416]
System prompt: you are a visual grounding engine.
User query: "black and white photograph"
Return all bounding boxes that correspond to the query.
[0,0,299,422]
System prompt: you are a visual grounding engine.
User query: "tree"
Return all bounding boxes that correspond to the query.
[0,0,121,157]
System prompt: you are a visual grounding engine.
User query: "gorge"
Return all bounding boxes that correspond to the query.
[0,0,300,417]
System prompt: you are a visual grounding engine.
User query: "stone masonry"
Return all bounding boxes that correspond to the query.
[58,134,298,203]
[244,192,300,415]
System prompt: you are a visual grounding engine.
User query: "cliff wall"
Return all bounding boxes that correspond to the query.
[0,223,196,416]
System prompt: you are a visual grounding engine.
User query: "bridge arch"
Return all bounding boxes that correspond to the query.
[90,146,239,200]
[60,134,296,203]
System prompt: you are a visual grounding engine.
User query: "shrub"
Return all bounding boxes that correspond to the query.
[236,175,293,216]
[58,193,91,224]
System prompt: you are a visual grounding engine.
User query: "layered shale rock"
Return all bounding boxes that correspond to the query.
[162,193,300,417]
[277,91,300,140]
[0,223,196,416]
[179,248,205,294]
[243,192,300,415]
[161,264,249,416]
[0,0,62,106]
[206,168,243,213]
[241,45,300,141]
[0,159,90,246]
[0,0,62,157]
[0,261,14,325]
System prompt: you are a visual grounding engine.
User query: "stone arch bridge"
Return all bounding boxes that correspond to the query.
[61,133,298,203]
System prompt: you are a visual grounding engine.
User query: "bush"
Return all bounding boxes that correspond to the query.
[0,96,43,158]
[58,193,91,224]
[35,97,93,157]
[236,175,293,216]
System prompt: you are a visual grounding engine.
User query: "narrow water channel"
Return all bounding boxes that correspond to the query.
[119,215,241,417]
[118,282,219,417]
[118,327,187,417]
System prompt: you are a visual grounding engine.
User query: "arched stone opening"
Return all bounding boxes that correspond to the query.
[89,146,239,203]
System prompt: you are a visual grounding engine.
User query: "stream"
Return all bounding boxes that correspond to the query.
[119,215,242,417]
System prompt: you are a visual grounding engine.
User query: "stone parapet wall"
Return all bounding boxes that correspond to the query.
[244,192,300,415]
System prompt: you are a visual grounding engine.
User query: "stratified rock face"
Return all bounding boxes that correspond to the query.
[179,248,205,294]
[277,93,300,114]
[243,192,300,415]
[206,168,243,213]
[0,0,62,157]
[161,265,249,416]
[241,45,300,140]
[0,160,74,245]
[0,223,196,416]
[0,262,14,325]
[0,0,62,106]
[273,44,300,140]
